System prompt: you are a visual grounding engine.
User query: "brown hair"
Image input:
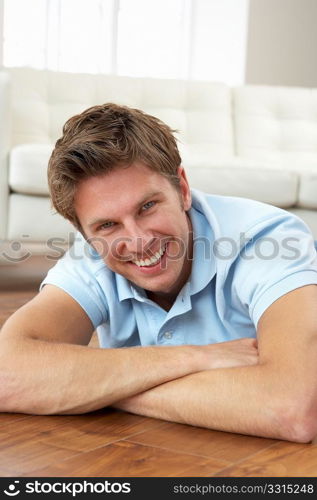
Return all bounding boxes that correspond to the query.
[48,103,182,230]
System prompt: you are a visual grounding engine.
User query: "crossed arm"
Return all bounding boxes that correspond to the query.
[113,285,317,443]
[1,283,317,443]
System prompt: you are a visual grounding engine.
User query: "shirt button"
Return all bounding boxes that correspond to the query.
[163,331,173,339]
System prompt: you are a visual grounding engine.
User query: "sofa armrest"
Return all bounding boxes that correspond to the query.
[0,71,11,240]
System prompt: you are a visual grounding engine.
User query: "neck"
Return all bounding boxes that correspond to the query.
[146,290,177,311]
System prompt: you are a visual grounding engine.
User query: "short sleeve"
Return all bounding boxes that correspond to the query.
[39,237,109,329]
[230,212,317,328]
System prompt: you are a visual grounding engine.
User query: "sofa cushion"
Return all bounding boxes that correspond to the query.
[9,143,299,209]
[9,141,234,196]
[185,163,298,208]
[9,143,53,195]
[8,193,73,241]
[298,171,317,209]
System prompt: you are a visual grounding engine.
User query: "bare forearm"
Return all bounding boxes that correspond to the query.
[0,337,205,415]
[114,366,291,441]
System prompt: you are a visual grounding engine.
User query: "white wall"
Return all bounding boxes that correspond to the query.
[246,0,317,87]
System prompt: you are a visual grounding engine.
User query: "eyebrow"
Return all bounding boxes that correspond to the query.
[87,191,162,228]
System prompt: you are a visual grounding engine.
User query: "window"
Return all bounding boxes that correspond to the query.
[2,0,249,84]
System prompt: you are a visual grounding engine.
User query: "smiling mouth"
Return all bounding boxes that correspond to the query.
[132,244,167,267]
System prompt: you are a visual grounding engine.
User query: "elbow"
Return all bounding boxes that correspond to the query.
[0,377,54,416]
[275,398,317,444]
[282,418,317,444]
[0,365,47,416]
[287,415,317,444]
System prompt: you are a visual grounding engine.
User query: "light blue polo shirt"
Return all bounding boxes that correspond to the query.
[40,189,317,347]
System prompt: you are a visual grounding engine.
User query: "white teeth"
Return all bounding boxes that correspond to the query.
[133,244,167,267]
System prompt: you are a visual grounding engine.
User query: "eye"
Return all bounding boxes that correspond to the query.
[98,221,115,230]
[142,201,156,211]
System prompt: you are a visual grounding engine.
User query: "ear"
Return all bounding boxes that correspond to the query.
[177,166,192,211]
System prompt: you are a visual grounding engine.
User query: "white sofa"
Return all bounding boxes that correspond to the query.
[1,67,317,260]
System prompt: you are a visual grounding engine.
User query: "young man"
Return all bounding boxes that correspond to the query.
[1,103,317,443]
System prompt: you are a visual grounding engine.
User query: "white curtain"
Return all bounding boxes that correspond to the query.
[2,0,249,84]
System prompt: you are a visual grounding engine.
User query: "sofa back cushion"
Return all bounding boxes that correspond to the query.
[8,67,234,162]
[233,85,317,209]
[233,85,317,169]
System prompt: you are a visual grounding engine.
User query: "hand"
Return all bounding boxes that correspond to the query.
[113,338,259,415]
[113,338,259,414]
[195,337,259,370]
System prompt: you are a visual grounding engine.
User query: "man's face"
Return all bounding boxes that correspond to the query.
[74,162,193,298]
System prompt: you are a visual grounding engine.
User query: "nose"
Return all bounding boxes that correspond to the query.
[114,220,157,260]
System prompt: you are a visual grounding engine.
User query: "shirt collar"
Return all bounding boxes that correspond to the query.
[116,272,139,302]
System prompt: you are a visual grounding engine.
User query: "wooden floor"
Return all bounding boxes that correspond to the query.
[1,257,317,477]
